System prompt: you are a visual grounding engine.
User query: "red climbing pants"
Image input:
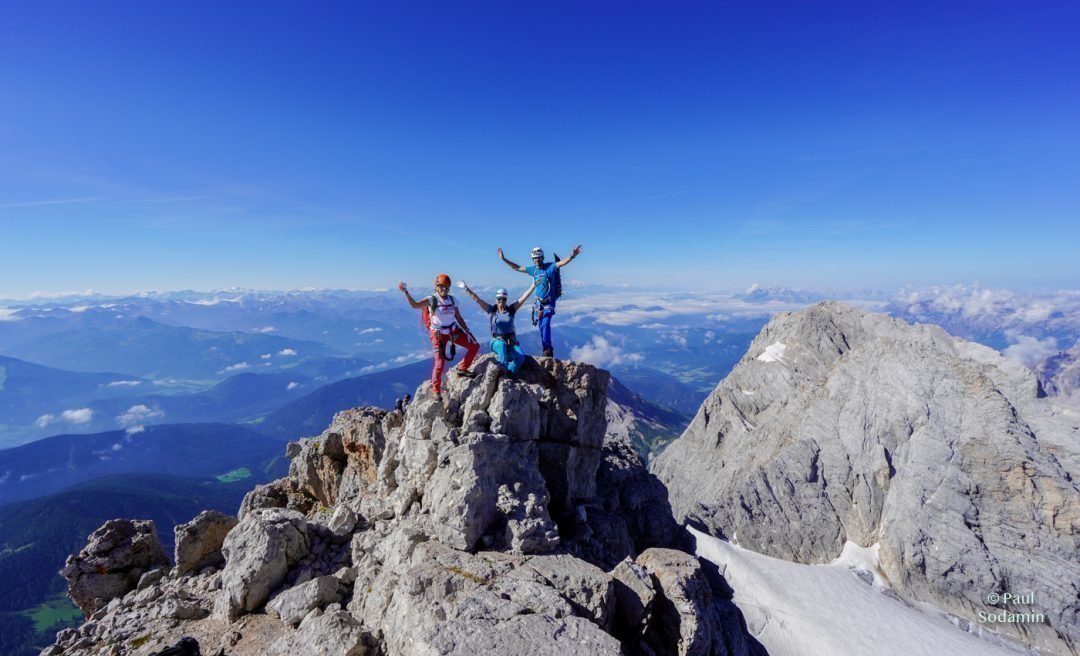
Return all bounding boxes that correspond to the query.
[430,327,479,393]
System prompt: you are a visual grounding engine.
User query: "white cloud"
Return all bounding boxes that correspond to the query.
[1003,335,1059,367]
[35,414,56,428]
[126,425,146,436]
[106,380,142,388]
[570,336,644,368]
[357,350,429,374]
[0,308,22,321]
[117,404,165,429]
[278,348,298,356]
[255,326,276,333]
[357,327,383,334]
[61,408,94,424]
[260,353,272,359]
[286,382,300,390]
[224,362,250,372]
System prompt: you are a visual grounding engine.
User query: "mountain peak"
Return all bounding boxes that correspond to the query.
[48,355,761,656]
[653,302,1080,654]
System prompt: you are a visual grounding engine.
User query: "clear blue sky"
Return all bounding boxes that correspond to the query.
[1,1,1077,297]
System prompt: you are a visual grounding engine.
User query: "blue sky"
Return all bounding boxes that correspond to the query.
[1,1,1077,297]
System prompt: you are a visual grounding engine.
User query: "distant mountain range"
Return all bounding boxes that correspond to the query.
[0,473,251,656]
[0,423,286,505]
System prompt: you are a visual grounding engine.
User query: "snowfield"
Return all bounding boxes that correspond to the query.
[691,528,1032,656]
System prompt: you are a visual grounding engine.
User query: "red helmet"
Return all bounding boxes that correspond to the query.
[434,274,451,287]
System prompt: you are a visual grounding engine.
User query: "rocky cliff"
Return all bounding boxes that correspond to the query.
[652,301,1080,655]
[1037,340,1080,400]
[46,355,763,656]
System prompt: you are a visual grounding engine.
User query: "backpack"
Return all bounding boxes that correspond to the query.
[540,256,562,303]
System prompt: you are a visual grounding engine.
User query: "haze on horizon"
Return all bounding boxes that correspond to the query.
[1,2,1077,297]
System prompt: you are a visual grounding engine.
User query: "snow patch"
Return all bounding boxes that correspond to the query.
[756,342,788,363]
[692,528,1027,656]
[105,380,142,388]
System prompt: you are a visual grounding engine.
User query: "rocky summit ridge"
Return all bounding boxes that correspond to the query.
[652,301,1080,655]
[46,355,764,656]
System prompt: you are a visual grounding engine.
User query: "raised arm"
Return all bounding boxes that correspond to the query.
[510,280,537,312]
[497,247,527,273]
[398,282,427,309]
[461,282,492,314]
[556,244,583,268]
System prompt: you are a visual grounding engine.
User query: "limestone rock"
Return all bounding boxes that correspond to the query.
[60,519,169,615]
[267,609,370,656]
[214,508,309,621]
[174,510,238,576]
[46,354,749,656]
[267,575,341,626]
[652,301,1080,653]
[637,548,716,656]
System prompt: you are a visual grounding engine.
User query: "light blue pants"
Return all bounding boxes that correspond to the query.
[491,338,525,374]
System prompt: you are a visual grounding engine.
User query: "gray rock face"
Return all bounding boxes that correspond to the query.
[1037,340,1080,398]
[174,510,238,576]
[60,519,169,615]
[214,508,309,621]
[638,548,717,656]
[267,575,341,626]
[652,301,1080,654]
[49,354,751,656]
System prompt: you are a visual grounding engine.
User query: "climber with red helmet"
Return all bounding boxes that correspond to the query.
[398,274,479,400]
[497,244,583,358]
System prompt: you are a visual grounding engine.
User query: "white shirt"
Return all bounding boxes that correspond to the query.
[429,295,457,330]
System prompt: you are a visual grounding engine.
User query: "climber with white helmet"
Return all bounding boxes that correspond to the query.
[398,274,479,400]
[497,244,583,358]
[460,279,537,375]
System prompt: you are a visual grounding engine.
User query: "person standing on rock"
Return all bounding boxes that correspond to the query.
[398,275,479,400]
[459,279,536,375]
[497,244,583,358]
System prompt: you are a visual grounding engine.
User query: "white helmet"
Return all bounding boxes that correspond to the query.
[530,246,544,260]
[495,288,508,300]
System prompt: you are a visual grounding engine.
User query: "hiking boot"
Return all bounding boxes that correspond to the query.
[542,348,554,358]
[454,369,476,379]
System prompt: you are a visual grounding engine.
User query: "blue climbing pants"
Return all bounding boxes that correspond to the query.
[491,338,526,375]
[536,301,555,352]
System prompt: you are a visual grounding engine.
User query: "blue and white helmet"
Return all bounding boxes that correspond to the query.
[530,246,544,260]
[495,288,509,300]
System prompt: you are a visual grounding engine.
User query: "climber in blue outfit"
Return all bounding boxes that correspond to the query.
[460,280,536,375]
[497,244,583,358]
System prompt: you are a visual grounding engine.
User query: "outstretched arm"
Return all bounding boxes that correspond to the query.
[556,244,583,268]
[461,282,492,314]
[398,282,427,309]
[497,247,527,273]
[510,280,537,312]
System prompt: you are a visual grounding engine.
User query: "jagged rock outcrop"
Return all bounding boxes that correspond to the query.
[173,510,237,576]
[214,508,309,621]
[652,301,1080,655]
[60,519,170,616]
[46,355,750,656]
